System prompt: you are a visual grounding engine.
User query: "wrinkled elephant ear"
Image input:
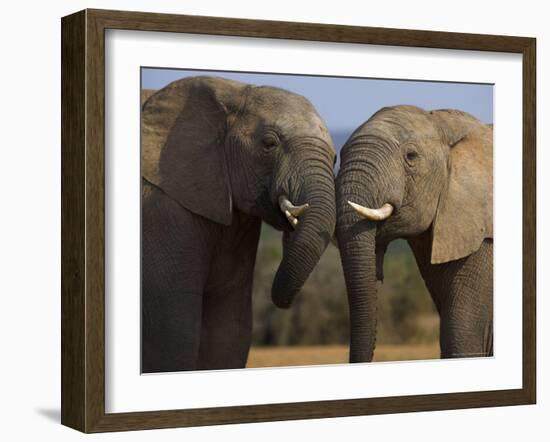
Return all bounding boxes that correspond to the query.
[430,110,493,264]
[142,77,247,225]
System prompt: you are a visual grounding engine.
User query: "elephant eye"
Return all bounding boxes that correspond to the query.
[262,133,280,150]
[405,150,419,163]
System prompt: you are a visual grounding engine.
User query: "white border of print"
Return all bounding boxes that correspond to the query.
[105,29,522,413]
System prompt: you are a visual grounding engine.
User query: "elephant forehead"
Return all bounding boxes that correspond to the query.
[247,87,331,140]
[249,85,312,110]
[278,113,331,139]
[357,108,437,143]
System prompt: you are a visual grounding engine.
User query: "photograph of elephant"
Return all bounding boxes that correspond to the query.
[141,67,493,373]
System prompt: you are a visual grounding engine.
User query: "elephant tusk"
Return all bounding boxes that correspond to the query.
[348,201,394,221]
[279,195,309,228]
[285,210,299,226]
[279,196,309,216]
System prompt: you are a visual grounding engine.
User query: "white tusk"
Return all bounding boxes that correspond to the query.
[278,195,309,217]
[284,210,299,227]
[279,195,309,228]
[348,201,394,221]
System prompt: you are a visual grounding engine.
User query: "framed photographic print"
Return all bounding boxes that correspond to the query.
[61,9,536,433]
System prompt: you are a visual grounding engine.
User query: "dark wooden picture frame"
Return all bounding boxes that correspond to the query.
[61,8,536,433]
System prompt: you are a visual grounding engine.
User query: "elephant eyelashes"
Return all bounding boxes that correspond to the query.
[262,133,280,150]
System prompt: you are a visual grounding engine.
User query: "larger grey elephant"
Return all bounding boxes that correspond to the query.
[336,105,493,362]
[141,76,336,373]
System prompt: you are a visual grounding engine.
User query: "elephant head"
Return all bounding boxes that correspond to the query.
[335,105,492,362]
[142,76,336,309]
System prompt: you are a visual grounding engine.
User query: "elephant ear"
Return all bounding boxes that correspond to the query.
[430,110,493,264]
[142,76,247,225]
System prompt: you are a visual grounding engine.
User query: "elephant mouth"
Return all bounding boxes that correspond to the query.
[253,190,293,231]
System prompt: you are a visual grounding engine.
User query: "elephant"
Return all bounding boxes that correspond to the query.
[141,76,336,373]
[336,105,493,362]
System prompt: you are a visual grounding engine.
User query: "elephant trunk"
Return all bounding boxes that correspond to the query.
[336,139,395,363]
[271,161,336,309]
[336,204,378,362]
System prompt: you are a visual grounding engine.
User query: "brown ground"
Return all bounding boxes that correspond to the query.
[247,343,440,368]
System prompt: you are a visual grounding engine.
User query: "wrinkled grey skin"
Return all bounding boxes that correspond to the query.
[336,105,493,362]
[142,76,336,373]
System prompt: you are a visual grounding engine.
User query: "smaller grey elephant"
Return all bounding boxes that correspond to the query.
[336,105,493,362]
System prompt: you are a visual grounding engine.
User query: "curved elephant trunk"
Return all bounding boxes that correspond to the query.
[271,164,336,309]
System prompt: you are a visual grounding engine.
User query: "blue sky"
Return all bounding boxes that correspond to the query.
[142,68,493,149]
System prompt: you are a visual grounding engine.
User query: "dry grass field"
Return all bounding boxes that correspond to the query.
[247,343,440,368]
